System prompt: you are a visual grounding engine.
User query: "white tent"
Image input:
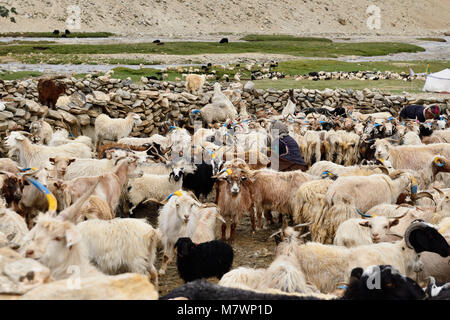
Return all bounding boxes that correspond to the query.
[423,68,450,93]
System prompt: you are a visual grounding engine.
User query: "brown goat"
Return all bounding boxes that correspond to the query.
[37,78,67,108]
[52,157,140,215]
[215,164,256,243]
[0,171,24,214]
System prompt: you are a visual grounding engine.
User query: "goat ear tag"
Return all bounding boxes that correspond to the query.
[174,190,182,197]
[226,169,232,175]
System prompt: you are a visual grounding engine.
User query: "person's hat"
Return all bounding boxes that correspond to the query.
[424,105,440,119]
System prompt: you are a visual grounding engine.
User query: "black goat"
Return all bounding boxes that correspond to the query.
[174,237,233,283]
[219,38,229,43]
[182,161,220,199]
[160,279,324,300]
[153,39,161,43]
[342,265,425,300]
[52,30,60,35]
[65,29,71,35]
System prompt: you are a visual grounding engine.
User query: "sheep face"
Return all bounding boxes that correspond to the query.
[359,216,400,243]
[218,168,252,196]
[354,123,364,136]
[170,167,184,182]
[373,139,390,160]
[169,194,200,224]
[25,215,81,267]
[4,131,26,150]
[49,157,76,178]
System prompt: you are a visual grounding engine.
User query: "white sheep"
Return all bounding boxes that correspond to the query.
[48,129,93,149]
[118,134,170,149]
[333,218,373,247]
[24,213,102,280]
[402,131,422,145]
[76,218,161,286]
[4,131,92,168]
[128,172,184,215]
[219,267,266,290]
[157,191,202,275]
[185,74,206,95]
[94,112,142,149]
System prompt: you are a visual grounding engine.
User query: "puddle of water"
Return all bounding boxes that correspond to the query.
[0,62,202,74]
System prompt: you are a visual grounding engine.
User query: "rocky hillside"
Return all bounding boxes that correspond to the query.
[0,0,449,37]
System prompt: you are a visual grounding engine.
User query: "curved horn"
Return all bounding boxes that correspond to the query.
[385,232,404,239]
[412,192,435,205]
[375,165,390,175]
[433,187,445,198]
[269,230,282,239]
[292,222,312,229]
[389,210,409,220]
[404,220,429,249]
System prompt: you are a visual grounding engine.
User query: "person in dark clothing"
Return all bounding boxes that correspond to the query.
[399,104,441,122]
[269,121,307,172]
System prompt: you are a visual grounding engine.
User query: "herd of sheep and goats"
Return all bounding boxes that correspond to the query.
[0,75,449,300]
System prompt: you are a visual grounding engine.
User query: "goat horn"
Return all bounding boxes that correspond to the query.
[293,222,312,228]
[389,211,409,220]
[433,187,445,198]
[269,230,282,239]
[375,165,390,175]
[299,231,311,239]
[412,191,435,205]
[386,232,403,239]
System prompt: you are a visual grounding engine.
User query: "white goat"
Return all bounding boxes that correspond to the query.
[94,112,142,149]
[4,131,92,168]
[77,218,161,286]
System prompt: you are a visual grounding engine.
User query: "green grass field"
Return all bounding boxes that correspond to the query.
[0,70,42,80]
[0,40,424,58]
[253,79,425,94]
[239,35,332,42]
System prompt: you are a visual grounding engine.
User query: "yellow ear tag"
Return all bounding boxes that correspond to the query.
[212,153,216,159]
[226,169,232,175]
[174,190,183,197]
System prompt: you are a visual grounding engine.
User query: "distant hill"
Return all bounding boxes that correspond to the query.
[0,0,449,37]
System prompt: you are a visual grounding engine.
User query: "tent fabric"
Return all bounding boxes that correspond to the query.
[423,68,450,93]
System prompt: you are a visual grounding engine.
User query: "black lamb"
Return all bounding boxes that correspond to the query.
[174,237,233,283]
[342,265,425,300]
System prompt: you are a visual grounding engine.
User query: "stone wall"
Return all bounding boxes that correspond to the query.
[0,76,449,136]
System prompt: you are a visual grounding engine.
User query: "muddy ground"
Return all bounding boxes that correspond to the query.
[133,199,279,297]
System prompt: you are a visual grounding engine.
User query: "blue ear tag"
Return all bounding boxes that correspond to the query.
[192,109,200,115]
[388,117,394,121]
[374,123,381,127]
[319,121,325,124]
[411,185,418,194]
[166,192,175,200]
[356,208,372,218]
